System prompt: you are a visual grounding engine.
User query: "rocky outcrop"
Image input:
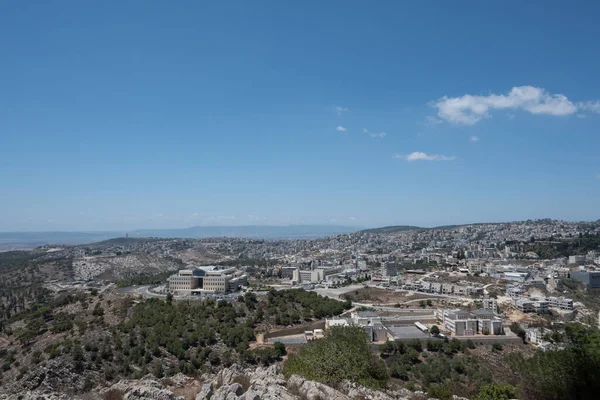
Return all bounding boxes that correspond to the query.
[103,378,184,400]
[196,364,296,400]
[0,392,70,400]
[0,363,469,400]
[194,364,422,400]
[0,356,103,397]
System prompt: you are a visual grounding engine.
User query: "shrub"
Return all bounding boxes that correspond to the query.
[474,383,516,400]
[273,341,287,357]
[427,381,454,400]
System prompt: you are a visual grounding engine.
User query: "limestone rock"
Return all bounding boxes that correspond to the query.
[286,374,349,400]
[196,382,214,400]
[103,379,184,400]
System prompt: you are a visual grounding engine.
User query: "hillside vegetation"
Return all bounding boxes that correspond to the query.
[0,288,348,396]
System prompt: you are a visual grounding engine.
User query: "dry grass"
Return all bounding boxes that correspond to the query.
[341,287,439,304]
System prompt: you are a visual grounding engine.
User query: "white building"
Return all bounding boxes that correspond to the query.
[167,266,247,295]
[526,328,546,345]
[506,285,524,298]
[351,311,382,326]
[293,266,343,284]
[482,297,498,312]
[436,308,502,336]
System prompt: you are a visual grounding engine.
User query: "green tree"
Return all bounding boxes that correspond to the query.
[509,323,600,400]
[273,342,287,357]
[153,361,164,378]
[430,325,440,336]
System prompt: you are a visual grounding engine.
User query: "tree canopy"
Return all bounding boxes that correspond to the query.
[283,326,388,389]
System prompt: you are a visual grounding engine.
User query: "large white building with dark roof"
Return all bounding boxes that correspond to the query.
[167,266,247,295]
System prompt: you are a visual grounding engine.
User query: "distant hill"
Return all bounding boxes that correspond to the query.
[129,225,359,239]
[360,225,424,234]
[360,222,502,235]
[0,225,360,250]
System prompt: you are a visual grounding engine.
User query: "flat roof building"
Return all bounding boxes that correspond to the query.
[167,266,247,295]
[436,308,502,336]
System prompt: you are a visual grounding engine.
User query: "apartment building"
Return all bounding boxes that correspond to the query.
[526,328,546,345]
[482,297,498,312]
[381,261,398,278]
[546,296,574,310]
[516,298,549,313]
[506,285,524,298]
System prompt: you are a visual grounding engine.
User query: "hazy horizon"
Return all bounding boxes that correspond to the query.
[2,217,599,234]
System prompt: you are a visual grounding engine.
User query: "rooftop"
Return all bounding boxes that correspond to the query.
[387,326,431,339]
[356,311,379,318]
[471,309,494,316]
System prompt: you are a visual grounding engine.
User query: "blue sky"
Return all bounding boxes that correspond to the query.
[1,1,600,231]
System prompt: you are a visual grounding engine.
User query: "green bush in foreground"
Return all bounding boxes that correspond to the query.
[283,326,388,389]
[474,383,517,400]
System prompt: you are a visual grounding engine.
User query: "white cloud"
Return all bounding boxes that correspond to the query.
[396,152,456,162]
[336,125,347,132]
[577,114,587,119]
[579,101,600,114]
[335,106,348,115]
[469,135,480,143]
[432,86,581,125]
[363,128,386,138]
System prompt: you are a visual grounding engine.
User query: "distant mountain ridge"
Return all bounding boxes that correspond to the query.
[0,225,360,250]
[130,225,359,239]
[360,223,495,234]
[359,225,425,234]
